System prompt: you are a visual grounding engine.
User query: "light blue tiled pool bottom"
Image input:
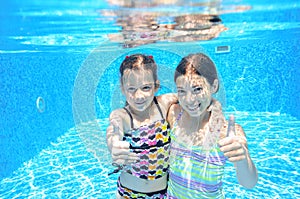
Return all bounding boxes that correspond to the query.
[1,112,299,199]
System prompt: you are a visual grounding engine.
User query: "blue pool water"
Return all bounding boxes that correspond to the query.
[1,0,300,198]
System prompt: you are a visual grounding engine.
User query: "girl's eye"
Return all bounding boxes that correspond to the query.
[177,89,186,95]
[193,87,203,94]
[142,85,152,91]
[127,87,136,92]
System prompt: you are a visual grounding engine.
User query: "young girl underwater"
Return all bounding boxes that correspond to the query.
[167,53,258,198]
[106,54,176,199]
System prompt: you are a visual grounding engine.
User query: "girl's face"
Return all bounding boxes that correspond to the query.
[176,74,214,117]
[121,69,157,112]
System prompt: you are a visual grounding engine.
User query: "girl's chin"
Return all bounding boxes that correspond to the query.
[184,108,205,117]
[129,104,148,112]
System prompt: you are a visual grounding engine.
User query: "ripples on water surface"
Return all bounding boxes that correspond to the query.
[2,1,299,52]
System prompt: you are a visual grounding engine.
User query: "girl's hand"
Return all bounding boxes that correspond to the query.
[218,115,248,162]
[110,119,139,165]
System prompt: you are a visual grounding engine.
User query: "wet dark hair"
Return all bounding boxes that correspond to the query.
[174,53,219,92]
[120,54,159,88]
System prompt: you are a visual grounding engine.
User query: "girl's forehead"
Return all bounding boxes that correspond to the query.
[122,69,154,84]
[176,74,208,86]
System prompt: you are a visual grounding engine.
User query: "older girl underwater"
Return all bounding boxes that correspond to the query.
[167,53,258,198]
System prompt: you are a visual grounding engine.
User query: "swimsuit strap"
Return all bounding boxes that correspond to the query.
[173,109,183,129]
[153,97,164,119]
[123,107,134,129]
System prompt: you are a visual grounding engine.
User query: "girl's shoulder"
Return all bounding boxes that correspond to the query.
[109,108,126,119]
[109,108,131,130]
[167,103,181,127]
[168,102,181,113]
[156,93,178,108]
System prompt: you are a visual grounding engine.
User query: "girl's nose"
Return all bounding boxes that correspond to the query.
[186,91,196,104]
[134,89,144,99]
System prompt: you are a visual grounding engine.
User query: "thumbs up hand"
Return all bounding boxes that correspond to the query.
[227,115,236,137]
[218,115,248,162]
[107,117,138,166]
[110,119,139,165]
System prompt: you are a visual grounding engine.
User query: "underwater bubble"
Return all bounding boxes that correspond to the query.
[36,96,45,113]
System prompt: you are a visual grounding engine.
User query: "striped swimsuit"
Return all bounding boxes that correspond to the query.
[167,107,226,199]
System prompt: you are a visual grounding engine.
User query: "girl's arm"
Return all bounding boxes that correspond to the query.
[157,93,178,117]
[218,117,258,189]
[106,110,123,153]
[233,124,258,188]
[106,110,138,165]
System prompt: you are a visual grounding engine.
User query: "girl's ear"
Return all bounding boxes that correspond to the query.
[155,80,160,92]
[211,79,219,93]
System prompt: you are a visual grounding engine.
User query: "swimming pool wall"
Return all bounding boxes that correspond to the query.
[1,5,300,181]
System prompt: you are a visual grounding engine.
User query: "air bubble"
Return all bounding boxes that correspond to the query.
[36,96,45,113]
